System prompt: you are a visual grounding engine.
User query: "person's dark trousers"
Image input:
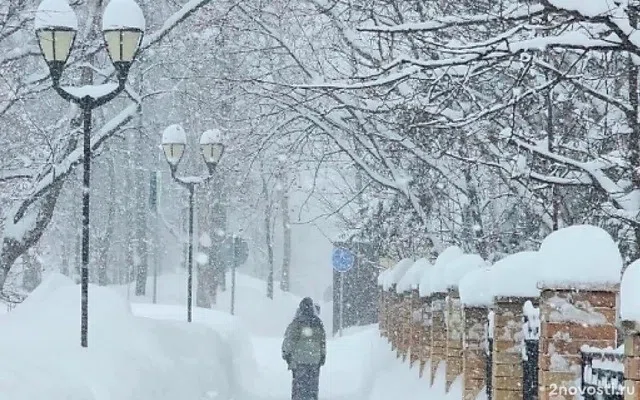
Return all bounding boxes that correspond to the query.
[291,364,320,400]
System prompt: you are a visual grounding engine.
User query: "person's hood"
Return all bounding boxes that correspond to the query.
[298,297,315,317]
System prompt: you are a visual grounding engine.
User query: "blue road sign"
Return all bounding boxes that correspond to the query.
[332,247,355,272]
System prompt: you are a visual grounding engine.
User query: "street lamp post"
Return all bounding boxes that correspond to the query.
[161,124,225,323]
[35,0,145,348]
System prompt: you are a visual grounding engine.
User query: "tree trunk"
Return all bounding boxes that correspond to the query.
[280,186,291,292]
[22,251,41,292]
[263,176,274,299]
[97,150,115,286]
[629,4,640,260]
[0,179,65,289]
[208,182,227,305]
[125,134,136,286]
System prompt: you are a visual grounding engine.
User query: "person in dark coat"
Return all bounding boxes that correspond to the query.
[282,297,326,400]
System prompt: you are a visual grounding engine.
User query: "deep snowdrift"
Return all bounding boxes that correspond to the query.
[0,273,247,400]
[117,271,330,336]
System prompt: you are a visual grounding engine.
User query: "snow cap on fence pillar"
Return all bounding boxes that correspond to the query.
[440,253,487,292]
[377,268,389,287]
[381,258,414,291]
[396,258,431,293]
[621,259,640,322]
[418,245,464,297]
[490,251,540,299]
[537,225,622,289]
[459,266,493,307]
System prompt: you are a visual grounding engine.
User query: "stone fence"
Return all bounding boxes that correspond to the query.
[376,225,640,400]
[378,283,625,400]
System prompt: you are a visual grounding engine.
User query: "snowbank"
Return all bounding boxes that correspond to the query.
[459,267,493,307]
[397,258,431,293]
[537,225,622,288]
[0,274,243,400]
[419,245,464,297]
[116,271,321,337]
[491,251,540,298]
[381,258,414,291]
[621,259,640,321]
[131,303,257,396]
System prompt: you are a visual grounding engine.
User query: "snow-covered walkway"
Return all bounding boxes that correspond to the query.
[0,271,451,400]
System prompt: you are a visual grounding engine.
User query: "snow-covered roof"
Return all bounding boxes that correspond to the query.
[490,251,540,299]
[439,254,487,292]
[35,0,78,30]
[621,259,640,321]
[200,129,222,145]
[381,258,414,291]
[459,267,493,307]
[162,124,187,144]
[537,225,622,289]
[418,245,464,297]
[396,258,431,293]
[102,0,146,31]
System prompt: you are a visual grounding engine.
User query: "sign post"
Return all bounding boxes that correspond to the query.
[230,235,248,315]
[332,247,355,336]
[230,235,237,315]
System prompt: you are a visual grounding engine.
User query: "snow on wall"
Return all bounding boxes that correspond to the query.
[522,300,540,344]
[459,267,493,307]
[396,258,431,293]
[377,269,389,287]
[546,295,607,325]
[419,246,464,297]
[620,258,640,321]
[490,251,540,298]
[487,310,494,339]
[537,225,623,288]
[381,258,414,290]
[439,254,487,292]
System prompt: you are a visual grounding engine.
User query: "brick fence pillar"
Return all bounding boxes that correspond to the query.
[431,292,448,379]
[399,291,412,359]
[625,330,640,400]
[446,290,464,389]
[390,286,400,350]
[408,289,422,367]
[419,296,432,378]
[384,288,393,342]
[492,296,536,400]
[539,287,617,400]
[463,306,487,400]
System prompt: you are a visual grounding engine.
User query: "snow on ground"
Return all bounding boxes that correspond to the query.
[2,269,466,400]
[115,271,332,336]
[0,272,238,400]
[119,271,458,400]
[250,328,385,400]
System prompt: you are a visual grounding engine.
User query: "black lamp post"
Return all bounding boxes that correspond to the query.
[162,124,224,322]
[34,0,145,348]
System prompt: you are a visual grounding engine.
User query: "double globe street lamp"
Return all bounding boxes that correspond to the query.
[34,0,145,347]
[162,124,225,322]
